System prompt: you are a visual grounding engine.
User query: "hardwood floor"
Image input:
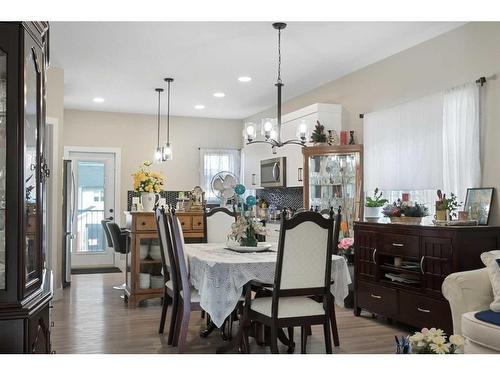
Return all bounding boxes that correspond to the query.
[51,273,411,354]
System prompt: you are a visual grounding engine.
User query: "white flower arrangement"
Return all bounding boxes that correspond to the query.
[408,328,464,354]
[227,215,268,246]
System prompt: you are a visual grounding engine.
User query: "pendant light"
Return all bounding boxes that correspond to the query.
[244,22,308,154]
[154,87,164,163]
[162,77,174,161]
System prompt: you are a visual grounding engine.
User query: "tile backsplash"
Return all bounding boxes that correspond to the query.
[256,187,303,210]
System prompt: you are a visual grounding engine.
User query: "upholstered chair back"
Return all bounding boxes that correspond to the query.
[204,207,237,243]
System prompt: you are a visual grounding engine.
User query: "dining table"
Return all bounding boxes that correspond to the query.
[184,242,352,329]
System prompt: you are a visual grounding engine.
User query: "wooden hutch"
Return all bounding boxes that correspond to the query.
[123,211,204,307]
[0,22,52,353]
[354,220,500,334]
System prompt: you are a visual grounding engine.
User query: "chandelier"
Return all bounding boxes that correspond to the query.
[244,22,309,154]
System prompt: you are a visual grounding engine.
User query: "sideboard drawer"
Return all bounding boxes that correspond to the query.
[381,234,419,258]
[399,291,452,333]
[191,216,204,230]
[179,216,193,231]
[357,281,398,317]
[135,216,156,231]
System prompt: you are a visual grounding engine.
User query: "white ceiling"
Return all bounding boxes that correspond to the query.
[51,22,464,119]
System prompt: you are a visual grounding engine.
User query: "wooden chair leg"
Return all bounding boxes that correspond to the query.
[172,300,183,347]
[270,325,279,354]
[330,305,340,347]
[324,318,332,354]
[167,294,178,345]
[158,293,170,334]
[301,325,307,354]
[177,303,191,354]
[287,327,295,354]
[201,310,205,319]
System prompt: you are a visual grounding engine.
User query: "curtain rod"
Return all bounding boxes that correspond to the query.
[359,76,489,119]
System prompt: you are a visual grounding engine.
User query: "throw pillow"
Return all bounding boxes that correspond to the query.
[480,250,500,312]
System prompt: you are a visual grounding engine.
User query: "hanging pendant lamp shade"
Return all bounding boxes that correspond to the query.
[162,78,174,161]
[154,88,164,163]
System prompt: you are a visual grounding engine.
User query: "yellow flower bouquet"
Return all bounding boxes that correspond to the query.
[132,161,164,193]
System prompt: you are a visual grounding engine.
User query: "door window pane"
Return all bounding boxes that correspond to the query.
[75,161,106,253]
[0,50,6,289]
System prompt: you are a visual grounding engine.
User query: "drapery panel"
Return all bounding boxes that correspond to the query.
[442,82,481,204]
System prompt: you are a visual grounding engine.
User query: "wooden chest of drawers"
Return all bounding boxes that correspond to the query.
[354,221,500,335]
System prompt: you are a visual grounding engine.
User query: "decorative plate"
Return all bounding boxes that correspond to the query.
[226,242,273,253]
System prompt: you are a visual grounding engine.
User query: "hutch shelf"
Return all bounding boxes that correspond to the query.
[354,220,500,335]
[0,22,52,353]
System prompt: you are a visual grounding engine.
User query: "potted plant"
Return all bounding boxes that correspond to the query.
[364,188,388,220]
[382,199,429,224]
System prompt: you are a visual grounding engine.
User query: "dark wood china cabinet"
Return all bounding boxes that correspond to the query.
[0,22,52,353]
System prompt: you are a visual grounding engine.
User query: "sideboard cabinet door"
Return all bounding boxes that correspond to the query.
[355,230,378,280]
[420,237,453,296]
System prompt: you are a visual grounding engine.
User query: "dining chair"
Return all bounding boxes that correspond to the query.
[155,207,204,350]
[243,208,341,354]
[203,206,237,243]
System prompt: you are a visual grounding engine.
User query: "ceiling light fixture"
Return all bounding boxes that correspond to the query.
[238,76,252,82]
[213,92,225,98]
[194,104,205,110]
[93,97,105,103]
[162,78,174,161]
[154,88,164,163]
[244,23,308,154]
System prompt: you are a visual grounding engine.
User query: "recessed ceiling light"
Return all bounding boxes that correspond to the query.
[93,97,105,103]
[194,104,205,110]
[213,92,225,98]
[238,76,252,82]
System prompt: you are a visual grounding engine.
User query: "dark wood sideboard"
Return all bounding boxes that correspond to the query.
[353,221,500,335]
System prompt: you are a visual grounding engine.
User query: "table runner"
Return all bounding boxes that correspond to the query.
[185,243,351,327]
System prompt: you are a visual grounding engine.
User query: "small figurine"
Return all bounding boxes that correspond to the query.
[349,130,355,145]
[327,129,339,145]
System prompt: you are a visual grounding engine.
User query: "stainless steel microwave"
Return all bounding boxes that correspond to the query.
[260,157,286,188]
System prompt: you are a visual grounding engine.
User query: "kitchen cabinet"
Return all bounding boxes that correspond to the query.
[241,103,342,189]
[0,22,52,353]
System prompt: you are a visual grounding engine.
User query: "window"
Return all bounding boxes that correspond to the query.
[199,148,241,202]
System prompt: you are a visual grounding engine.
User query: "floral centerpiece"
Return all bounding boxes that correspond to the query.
[227,184,268,247]
[132,161,164,211]
[408,328,464,354]
[338,237,354,264]
[382,198,429,224]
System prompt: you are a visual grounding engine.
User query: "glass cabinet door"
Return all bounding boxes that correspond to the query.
[23,38,41,289]
[307,150,361,237]
[0,49,6,290]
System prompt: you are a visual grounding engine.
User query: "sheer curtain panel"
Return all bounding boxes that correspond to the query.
[199,148,241,202]
[442,82,481,203]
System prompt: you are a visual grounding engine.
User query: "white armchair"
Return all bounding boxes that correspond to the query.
[442,268,500,353]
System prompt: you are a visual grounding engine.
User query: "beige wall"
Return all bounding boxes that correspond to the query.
[46,67,64,296]
[63,109,242,224]
[246,22,500,224]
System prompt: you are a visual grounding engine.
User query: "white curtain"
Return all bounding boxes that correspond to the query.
[364,93,444,192]
[442,82,481,204]
[199,148,240,201]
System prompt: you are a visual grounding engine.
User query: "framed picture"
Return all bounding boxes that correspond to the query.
[464,187,494,225]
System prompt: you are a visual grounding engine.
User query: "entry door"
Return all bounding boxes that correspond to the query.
[68,151,116,267]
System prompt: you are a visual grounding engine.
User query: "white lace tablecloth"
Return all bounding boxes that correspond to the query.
[185,243,352,328]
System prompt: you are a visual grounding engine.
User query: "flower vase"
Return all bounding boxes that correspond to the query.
[141,192,159,212]
[364,206,382,220]
[241,224,258,247]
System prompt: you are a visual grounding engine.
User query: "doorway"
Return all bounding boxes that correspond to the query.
[64,148,119,268]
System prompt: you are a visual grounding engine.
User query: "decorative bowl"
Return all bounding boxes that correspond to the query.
[226,242,273,253]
